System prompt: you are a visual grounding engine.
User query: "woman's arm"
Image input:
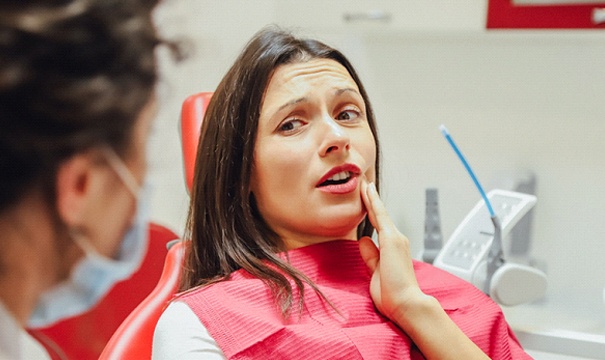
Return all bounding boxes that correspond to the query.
[152,301,226,360]
[358,181,490,360]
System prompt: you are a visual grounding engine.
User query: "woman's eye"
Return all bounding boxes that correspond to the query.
[278,119,304,133]
[336,109,360,121]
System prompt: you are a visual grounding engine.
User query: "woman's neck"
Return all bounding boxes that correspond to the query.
[282,230,358,250]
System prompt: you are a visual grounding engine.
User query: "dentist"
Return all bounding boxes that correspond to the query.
[0,0,169,358]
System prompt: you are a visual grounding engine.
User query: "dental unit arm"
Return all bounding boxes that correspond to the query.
[430,126,547,307]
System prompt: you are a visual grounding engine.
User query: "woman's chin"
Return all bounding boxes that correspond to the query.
[314,213,366,239]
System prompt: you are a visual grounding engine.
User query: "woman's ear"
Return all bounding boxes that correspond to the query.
[55,152,102,227]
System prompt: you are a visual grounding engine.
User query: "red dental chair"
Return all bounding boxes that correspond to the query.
[98,239,186,360]
[181,92,213,193]
[98,92,213,359]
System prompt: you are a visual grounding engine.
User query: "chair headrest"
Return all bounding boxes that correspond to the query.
[180,92,213,193]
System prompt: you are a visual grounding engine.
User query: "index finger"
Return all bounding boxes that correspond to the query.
[363,182,397,237]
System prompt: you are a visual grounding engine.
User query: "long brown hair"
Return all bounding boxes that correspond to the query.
[181,27,381,316]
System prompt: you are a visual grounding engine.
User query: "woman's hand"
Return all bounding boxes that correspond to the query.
[358,179,489,359]
[358,179,429,324]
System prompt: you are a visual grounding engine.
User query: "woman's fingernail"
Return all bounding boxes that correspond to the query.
[368,182,377,194]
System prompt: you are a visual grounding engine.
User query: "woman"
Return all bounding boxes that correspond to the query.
[153,27,530,359]
[0,0,169,358]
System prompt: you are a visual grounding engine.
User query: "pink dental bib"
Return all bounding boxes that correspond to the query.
[180,240,529,359]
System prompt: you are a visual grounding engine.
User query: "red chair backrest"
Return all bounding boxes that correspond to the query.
[180,92,212,193]
[99,240,186,360]
[27,223,178,360]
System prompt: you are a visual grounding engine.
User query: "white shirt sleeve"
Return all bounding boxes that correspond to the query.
[152,301,226,360]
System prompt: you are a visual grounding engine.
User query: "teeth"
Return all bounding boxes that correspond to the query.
[328,171,351,182]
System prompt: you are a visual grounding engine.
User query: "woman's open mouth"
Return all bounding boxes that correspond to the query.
[317,166,360,194]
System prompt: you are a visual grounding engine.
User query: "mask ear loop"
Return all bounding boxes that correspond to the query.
[71,146,144,261]
[70,228,100,258]
[101,146,142,197]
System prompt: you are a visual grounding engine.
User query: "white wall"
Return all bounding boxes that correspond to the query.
[149,0,605,332]
[146,0,277,236]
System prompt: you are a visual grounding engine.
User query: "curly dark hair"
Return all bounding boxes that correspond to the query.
[0,0,167,212]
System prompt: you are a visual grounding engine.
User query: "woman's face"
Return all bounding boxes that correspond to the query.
[251,59,376,249]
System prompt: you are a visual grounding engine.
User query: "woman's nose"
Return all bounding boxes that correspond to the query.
[319,116,350,157]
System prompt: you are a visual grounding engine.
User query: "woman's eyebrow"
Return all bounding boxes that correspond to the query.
[277,97,307,113]
[335,87,360,96]
[271,87,360,118]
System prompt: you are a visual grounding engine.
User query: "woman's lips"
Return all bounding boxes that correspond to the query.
[317,176,359,194]
[316,164,361,194]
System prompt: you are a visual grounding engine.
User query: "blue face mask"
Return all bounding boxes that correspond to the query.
[28,148,150,328]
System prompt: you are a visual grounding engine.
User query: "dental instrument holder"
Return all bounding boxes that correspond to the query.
[436,125,547,306]
[490,169,537,260]
[433,189,546,306]
[422,188,443,264]
[508,171,536,258]
[486,216,504,294]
